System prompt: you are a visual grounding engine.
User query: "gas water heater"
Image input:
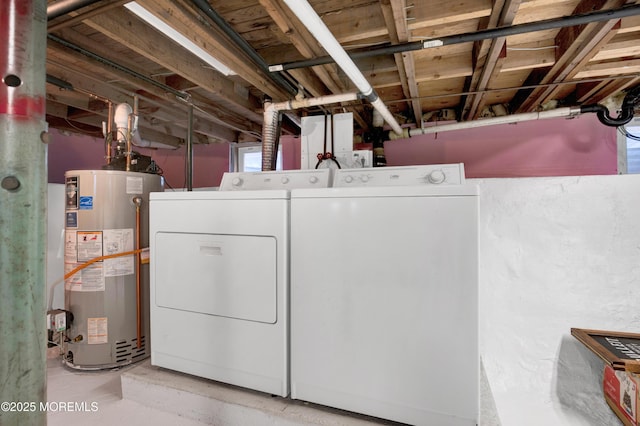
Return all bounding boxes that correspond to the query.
[62,170,163,369]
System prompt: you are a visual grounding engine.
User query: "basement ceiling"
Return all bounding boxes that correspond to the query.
[45,0,640,148]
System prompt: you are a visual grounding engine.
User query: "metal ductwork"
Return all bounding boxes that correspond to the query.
[262,98,280,171]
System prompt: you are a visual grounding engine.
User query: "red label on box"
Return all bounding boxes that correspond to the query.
[604,365,636,424]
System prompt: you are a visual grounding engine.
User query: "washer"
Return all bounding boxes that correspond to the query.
[290,164,479,425]
[149,169,331,397]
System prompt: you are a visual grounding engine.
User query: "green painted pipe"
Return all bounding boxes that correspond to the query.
[0,1,48,425]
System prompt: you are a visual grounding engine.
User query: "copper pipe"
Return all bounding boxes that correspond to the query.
[133,196,143,349]
[126,114,133,172]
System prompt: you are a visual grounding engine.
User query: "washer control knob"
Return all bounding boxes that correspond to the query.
[344,175,354,183]
[309,176,319,184]
[281,176,290,184]
[232,177,243,187]
[427,170,446,184]
[360,175,369,183]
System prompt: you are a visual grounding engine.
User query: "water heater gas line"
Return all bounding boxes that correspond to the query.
[133,196,143,349]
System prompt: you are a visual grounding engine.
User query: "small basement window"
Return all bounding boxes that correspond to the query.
[230,143,282,172]
[618,117,640,174]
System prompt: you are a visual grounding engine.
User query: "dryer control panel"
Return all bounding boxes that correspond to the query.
[220,169,332,190]
[332,164,465,187]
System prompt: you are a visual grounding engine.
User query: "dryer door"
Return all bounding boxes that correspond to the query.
[154,232,277,324]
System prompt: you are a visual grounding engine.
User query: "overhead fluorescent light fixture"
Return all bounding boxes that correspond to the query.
[125,2,235,76]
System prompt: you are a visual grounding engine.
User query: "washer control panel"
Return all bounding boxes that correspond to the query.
[220,169,332,190]
[332,164,465,187]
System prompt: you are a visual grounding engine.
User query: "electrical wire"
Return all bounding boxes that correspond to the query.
[619,125,640,141]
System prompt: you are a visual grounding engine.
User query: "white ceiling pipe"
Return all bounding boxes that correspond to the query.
[281,0,403,136]
[389,107,584,139]
[114,102,179,149]
[270,92,359,111]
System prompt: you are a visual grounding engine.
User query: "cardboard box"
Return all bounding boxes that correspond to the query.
[604,364,639,426]
[572,328,640,425]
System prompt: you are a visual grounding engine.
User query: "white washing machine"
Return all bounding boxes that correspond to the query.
[149,169,331,397]
[290,165,479,425]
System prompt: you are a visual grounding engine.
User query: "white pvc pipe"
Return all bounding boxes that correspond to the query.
[270,92,359,111]
[281,0,403,135]
[389,107,583,139]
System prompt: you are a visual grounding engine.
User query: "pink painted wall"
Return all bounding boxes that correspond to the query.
[47,114,617,184]
[383,114,617,177]
[47,129,229,188]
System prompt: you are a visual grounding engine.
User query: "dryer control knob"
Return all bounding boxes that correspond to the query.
[427,170,446,184]
[232,177,243,187]
[344,175,354,183]
[360,175,369,183]
[309,176,319,184]
[281,176,290,184]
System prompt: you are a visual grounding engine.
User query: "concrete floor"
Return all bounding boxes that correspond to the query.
[46,350,401,426]
[46,355,208,426]
[46,345,500,425]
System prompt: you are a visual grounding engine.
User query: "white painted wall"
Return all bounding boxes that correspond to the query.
[476,174,640,425]
[47,183,65,312]
[45,175,640,425]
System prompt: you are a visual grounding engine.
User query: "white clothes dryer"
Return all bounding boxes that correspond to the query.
[290,165,479,425]
[149,169,331,397]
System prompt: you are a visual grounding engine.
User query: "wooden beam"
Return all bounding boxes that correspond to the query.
[81,6,264,122]
[514,0,627,113]
[259,0,369,130]
[46,59,239,142]
[463,0,522,120]
[380,0,422,126]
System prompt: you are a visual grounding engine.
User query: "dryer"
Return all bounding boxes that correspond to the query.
[290,165,479,425]
[149,169,331,397]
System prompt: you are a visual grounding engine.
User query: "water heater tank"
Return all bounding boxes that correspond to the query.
[63,170,163,369]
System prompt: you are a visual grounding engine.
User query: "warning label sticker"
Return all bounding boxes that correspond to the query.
[77,231,103,262]
[87,317,108,344]
[103,229,134,277]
